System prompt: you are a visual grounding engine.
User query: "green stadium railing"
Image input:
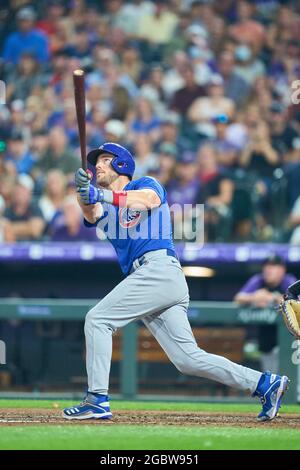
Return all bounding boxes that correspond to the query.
[0,298,298,403]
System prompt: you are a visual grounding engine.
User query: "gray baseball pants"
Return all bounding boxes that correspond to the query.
[84,249,262,394]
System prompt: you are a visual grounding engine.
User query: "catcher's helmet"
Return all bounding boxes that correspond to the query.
[87,142,135,179]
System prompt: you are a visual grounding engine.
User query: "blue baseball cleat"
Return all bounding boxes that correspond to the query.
[253,372,289,422]
[63,392,112,420]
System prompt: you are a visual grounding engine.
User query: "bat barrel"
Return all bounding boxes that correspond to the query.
[73,69,87,171]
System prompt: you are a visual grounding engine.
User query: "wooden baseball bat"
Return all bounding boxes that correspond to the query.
[73,69,87,171]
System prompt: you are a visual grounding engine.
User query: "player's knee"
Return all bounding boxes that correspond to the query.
[84,308,99,333]
[174,357,197,375]
[84,309,115,335]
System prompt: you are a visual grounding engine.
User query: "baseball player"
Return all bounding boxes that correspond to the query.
[63,142,289,422]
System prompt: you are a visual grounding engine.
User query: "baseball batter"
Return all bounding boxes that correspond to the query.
[63,142,289,422]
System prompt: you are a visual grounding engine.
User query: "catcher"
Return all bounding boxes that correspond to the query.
[279,279,300,339]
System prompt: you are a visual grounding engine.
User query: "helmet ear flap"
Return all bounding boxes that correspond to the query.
[111,156,129,174]
[111,156,120,171]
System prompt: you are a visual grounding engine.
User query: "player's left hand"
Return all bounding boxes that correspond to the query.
[75,168,90,190]
[78,184,104,205]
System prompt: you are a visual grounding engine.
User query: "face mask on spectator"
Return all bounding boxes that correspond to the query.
[235,45,252,62]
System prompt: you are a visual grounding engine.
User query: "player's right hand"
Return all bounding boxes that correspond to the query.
[75,168,90,190]
[78,184,104,205]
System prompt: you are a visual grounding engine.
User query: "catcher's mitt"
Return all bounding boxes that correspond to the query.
[278,299,300,339]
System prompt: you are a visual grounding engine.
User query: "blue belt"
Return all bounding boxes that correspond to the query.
[129,249,177,274]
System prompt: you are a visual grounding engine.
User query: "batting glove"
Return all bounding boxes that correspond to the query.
[75,168,90,190]
[78,184,104,205]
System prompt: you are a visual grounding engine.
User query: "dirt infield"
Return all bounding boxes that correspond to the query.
[0,408,299,428]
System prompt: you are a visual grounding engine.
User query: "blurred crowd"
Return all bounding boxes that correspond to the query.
[0,0,300,244]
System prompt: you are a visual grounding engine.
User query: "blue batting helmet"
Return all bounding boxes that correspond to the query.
[87,142,135,179]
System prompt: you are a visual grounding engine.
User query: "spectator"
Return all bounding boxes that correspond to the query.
[87,47,116,89]
[39,170,66,225]
[61,100,82,148]
[0,140,16,180]
[64,26,93,70]
[250,76,273,119]
[127,96,161,144]
[3,174,45,242]
[162,11,191,62]
[36,127,79,176]
[167,150,201,241]
[228,1,266,53]
[167,150,200,208]
[30,129,50,162]
[119,42,142,84]
[170,64,205,116]
[161,50,188,100]
[49,50,70,90]
[217,50,251,108]
[140,65,167,115]
[186,23,215,84]
[105,120,126,145]
[110,85,132,121]
[8,99,27,138]
[0,195,13,242]
[108,0,154,35]
[210,114,239,174]
[152,142,177,186]
[197,143,234,241]
[50,195,98,242]
[36,1,66,43]
[6,53,44,102]
[234,254,297,372]
[3,6,49,65]
[288,195,300,244]
[188,74,235,138]
[233,43,266,86]
[25,95,50,134]
[240,120,279,179]
[133,134,158,178]
[155,111,188,152]
[5,131,36,175]
[137,0,178,45]
[268,103,299,160]
[240,120,280,238]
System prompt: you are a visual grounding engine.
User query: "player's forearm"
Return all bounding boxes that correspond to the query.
[125,190,160,210]
[79,186,161,211]
[102,189,160,210]
[77,195,103,224]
